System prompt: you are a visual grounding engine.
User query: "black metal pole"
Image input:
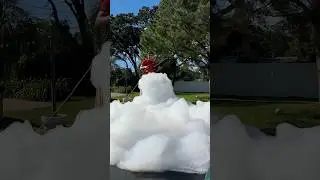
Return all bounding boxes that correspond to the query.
[49,36,57,114]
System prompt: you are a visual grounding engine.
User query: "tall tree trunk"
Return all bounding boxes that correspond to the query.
[77,14,94,52]
[64,0,94,58]
[48,0,69,40]
[127,53,140,83]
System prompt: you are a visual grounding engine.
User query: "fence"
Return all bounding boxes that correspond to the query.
[211,62,320,99]
[174,80,210,93]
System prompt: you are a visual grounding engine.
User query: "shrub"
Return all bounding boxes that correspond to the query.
[4,78,73,101]
[111,86,132,94]
[3,79,25,97]
[14,78,50,101]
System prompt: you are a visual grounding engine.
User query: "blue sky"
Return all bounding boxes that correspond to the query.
[111,0,160,15]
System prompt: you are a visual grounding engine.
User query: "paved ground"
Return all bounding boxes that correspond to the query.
[110,166,205,180]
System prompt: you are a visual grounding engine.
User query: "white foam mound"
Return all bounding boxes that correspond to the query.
[0,112,109,180]
[110,73,210,174]
[135,73,176,104]
[0,71,209,179]
[212,115,320,180]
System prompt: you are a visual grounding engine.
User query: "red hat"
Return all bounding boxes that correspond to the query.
[100,0,110,16]
[141,56,156,74]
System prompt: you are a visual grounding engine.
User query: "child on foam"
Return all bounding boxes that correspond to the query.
[139,56,156,96]
[140,56,156,74]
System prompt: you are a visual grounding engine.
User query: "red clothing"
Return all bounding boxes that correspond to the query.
[100,0,110,16]
[141,57,156,74]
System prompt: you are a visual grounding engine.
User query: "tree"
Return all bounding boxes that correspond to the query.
[13,19,81,78]
[210,0,320,60]
[110,6,158,82]
[0,0,28,73]
[64,0,93,50]
[210,0,275,62]
[264,0,320,59]
[140,0,209,69]
[0,0,28,120]
[258,24,292,58]
[110,13,140,81]
[176,63,204,81]
[47,0,94,60]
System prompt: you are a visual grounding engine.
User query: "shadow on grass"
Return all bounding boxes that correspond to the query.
[270,111,320,128]
[212,100,311,107]
[279,110,320,120]
[213,101,274,107]
[212,99,320,135]
[211,94,318,102]
[110,166,204,180]
[134,171,204,180]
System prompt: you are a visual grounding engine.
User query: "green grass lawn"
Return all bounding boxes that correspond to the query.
[5,93,320,131]
[115,92,210,104]
[213,100,320,129]
[4,97,95,126]
[4,93,209,126]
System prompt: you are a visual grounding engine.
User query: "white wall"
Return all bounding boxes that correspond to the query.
[174,80,210,93]
[211,63,319,99]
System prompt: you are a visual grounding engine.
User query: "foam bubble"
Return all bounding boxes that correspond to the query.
[110,73,210,173]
